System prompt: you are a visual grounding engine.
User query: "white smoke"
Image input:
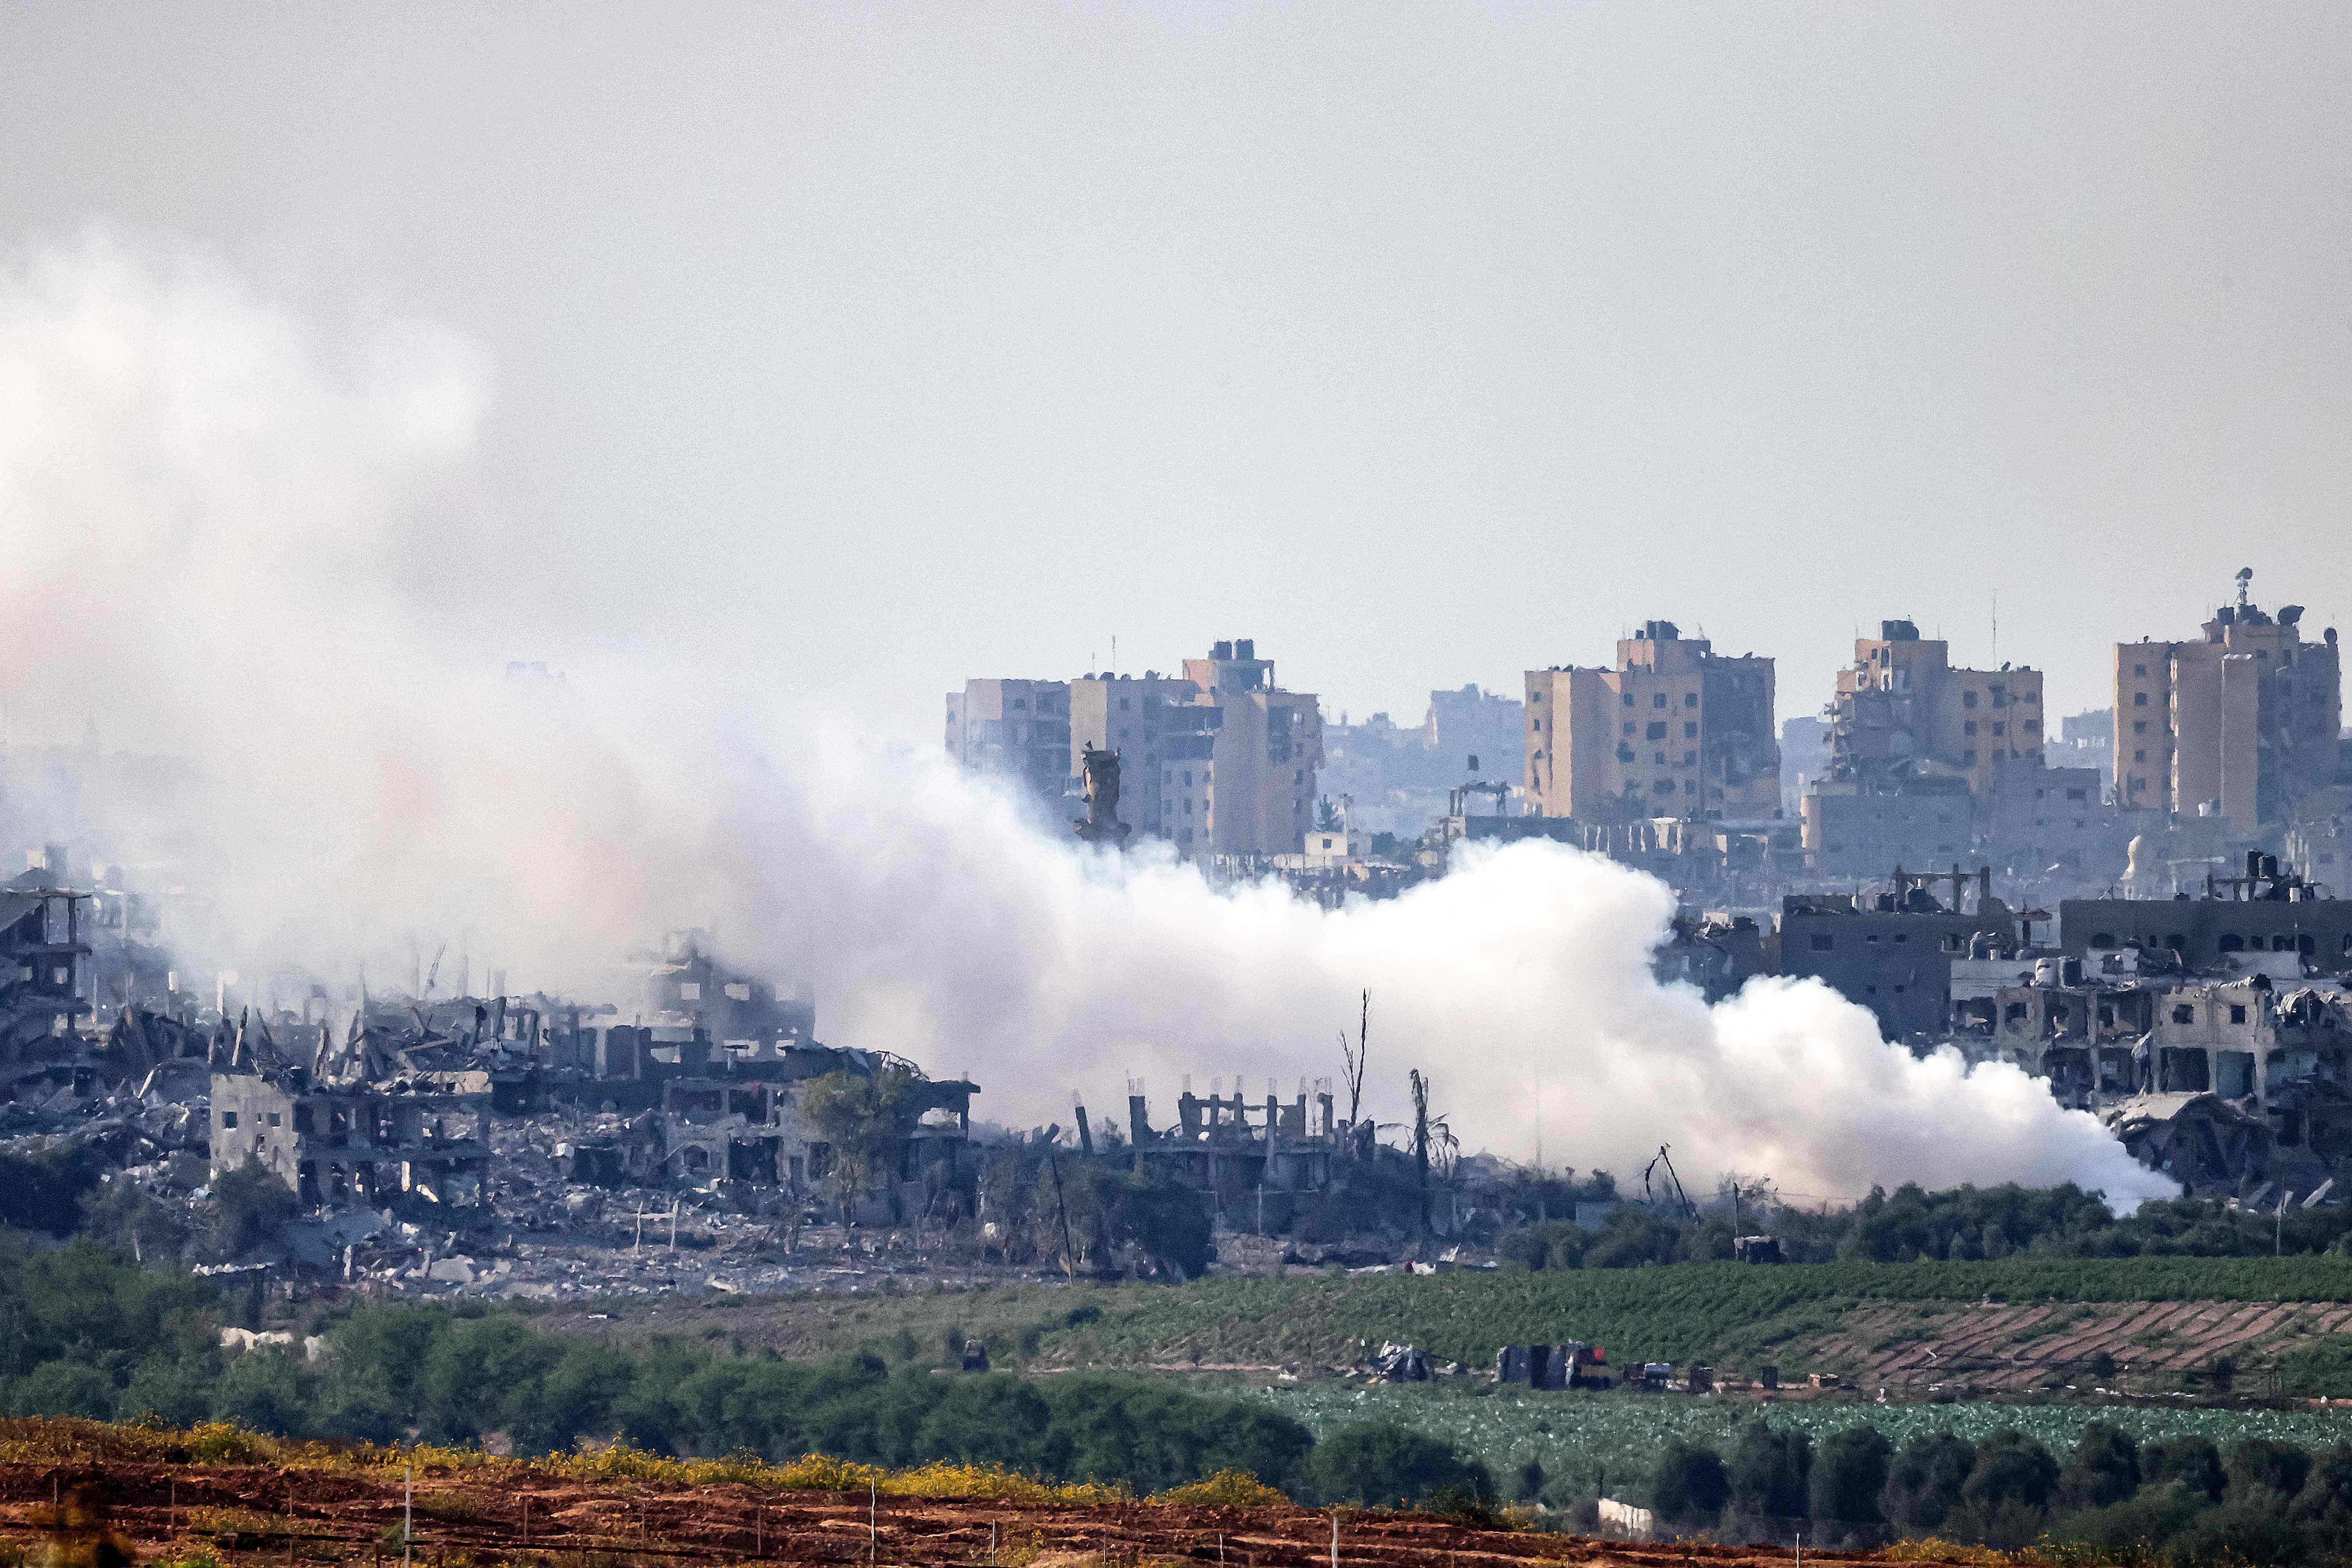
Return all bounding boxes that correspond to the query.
[0,233,2176,1211]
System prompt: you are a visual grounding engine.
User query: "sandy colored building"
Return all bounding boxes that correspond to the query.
[944,679,1072,801]
[1826,620,2043,797]
[956,641,1322,858]
[1180,639,1324,858]
[2113,573,2342,833]
[1523,621,1777,821]
[1070,672,1210,842]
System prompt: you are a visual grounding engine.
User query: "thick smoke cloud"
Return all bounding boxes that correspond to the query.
[0,235,2176,1210]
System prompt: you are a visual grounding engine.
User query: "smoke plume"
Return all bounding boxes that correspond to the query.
[0,234,2175,1210]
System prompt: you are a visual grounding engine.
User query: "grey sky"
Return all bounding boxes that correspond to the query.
[6,3,2347,734]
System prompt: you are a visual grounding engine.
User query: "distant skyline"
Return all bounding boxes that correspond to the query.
[5,4,2346,739]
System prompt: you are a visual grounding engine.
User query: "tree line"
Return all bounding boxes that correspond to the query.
[0,1238,1486,1509]
[1486,1179,2352,1271]
[1629,1417,2352,1565]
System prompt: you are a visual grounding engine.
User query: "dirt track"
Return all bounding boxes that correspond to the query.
[0,1460,1940,1568]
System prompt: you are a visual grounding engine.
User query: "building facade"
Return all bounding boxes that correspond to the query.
[1071,673,1212,844]
[1826,621,2045,797]
[950,640,1323,858]
[944,679,1073,801]
[1523,621,1777,822]
[1178,640,1324,858]
[1773,876,2013,1040]
[2112,573,2343,831]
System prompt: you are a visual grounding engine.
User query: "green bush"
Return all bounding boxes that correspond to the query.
[2056,1421,2140,1512]
[0,1147,106,1236]
[2224,1437,2312,1504]
[1882,1432,1973,1534]
[1296,1421,1491,1510]
[1808,1426,1891,1530]
[209,1163,299,1259]
[9,1361,117,1420]
[1726,1418,1810,1519]
[2045,1480,2209,1559]
[1648,1438,1728,1524]
[2141,1434,2225,1503]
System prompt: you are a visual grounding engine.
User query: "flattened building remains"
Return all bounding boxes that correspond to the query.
[0,863,994,1295]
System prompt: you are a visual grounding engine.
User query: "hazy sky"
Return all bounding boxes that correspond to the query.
[7,3,2348,734]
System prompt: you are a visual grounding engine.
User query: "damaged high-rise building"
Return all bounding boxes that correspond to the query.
[2114,570,2343,832]
[958,638,1324,858]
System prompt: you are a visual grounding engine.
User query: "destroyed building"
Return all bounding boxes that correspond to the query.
[1899,851,2352,1192]
[2,877,91,1100]
[1122,1078,1346,1232]
[211,1069,490,1207]
[1651,913,1766,1003]
[1823,621,2046,798]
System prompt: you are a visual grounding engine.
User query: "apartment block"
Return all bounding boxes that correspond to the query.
[2113,574,2342,832]
[944,679,1072,800]
[951,640,1322,858]
[1070,672,1211,842]
[1180,640,1324,858]
[1827,621,2043,796]
[1523,621,1777,821]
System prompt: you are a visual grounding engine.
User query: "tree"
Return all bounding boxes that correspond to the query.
[0,1147,105,1236]
[2142,1435,2225,1503]
[2058,1422,2141,1512]
[80,1178,188,1264]
[2046,1483,2210,1559]
[11,1360,116,1420]
[802,1067,925,1227]
[1727,1420,1811,1521]
[1810,1427,1892,1533]
[211,1160,299,1259]
[419,1317,563,1442]
[2225,1438,2312,1504]
[1108,1176,1212,1281]
[1881,1433,1974,1534]
[1960,1432,2059,1548]
[1299,1421,1490,1510]
[1338,991,1369,1138]
[2293,1445,2352,1555]
[1650,1439,1729,1525]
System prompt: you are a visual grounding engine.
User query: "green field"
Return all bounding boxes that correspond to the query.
[534,1254,2352,1374]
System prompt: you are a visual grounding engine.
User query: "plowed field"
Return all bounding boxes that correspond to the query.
[0,1459,1942,1568]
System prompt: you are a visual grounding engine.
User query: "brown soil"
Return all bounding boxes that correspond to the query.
[0,1460,1947,1568]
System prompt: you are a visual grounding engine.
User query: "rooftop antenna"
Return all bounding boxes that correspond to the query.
[1991,588,1998,667]
[2236,566,2253,608]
